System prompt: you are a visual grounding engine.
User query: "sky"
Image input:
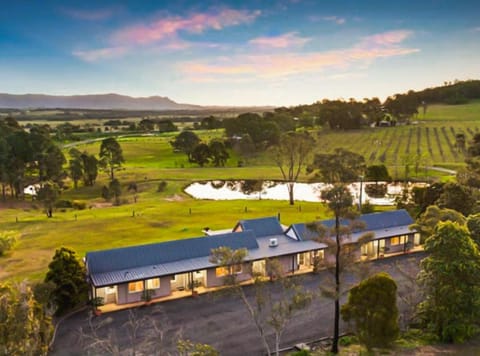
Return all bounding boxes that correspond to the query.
[1,0,479,106]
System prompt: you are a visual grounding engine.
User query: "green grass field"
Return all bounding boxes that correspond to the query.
[1,100,479,282]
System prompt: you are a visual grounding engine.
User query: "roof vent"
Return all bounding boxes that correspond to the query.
[269,238,279,247]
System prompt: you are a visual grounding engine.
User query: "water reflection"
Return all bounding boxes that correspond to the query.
[184,180,422,205]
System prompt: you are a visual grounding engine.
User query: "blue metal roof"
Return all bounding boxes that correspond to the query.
[86,230,258,275]
[287,210,415,241]
[235,216,284,237]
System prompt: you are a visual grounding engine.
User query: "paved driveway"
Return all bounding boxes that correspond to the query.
[51,253,424,356]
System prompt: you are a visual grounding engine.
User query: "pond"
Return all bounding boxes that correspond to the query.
[184,180,426,206]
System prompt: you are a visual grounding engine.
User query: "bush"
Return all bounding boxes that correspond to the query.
[0,232,17,256]
[288,350,311,356]
[72,200,87,210]
[55,199,73,208]
[157,181,168,192]
[339,335,358,346]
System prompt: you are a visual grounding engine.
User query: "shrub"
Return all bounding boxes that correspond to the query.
[157,181,168,192]
[72,200,87,210]
[0,232,17,256]
[341,272,399,350]
[55,199,73,208]
[339,335,358,346]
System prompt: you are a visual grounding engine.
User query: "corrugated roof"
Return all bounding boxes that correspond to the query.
[287,210,415,241]
[86,230,258,275]
[235,216,284,237]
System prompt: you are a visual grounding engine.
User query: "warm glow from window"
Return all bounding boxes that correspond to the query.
[391,237,400,245]
[147,278,160,289]
[216,267,228,277]
[216,265,242,277]
[128,281,144,293]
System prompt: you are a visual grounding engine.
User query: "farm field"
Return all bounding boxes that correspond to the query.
[0,101,479,283]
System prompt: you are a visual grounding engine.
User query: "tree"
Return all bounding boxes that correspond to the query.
[271,131,315,205]
[44,247,89,315]
[209,248,312,356]
[436,182,477,216]
[0,281,53,355]
[138,118,155,132]
[36,182,60,218]
[341,272,399,350]
[411,205,466,242]
[417,221,480,342]
[109,178,122,205]
[68,148,83,189]
[310,148,366,184]
[308,185,372,354]
[99,137,124,181]
[466,213,480,247]
[190,143,211,167]
[81,152,98,186]
[209,139,229,167]
[0,231,17,256]
[365,164,391,183]
[170,131,201,162]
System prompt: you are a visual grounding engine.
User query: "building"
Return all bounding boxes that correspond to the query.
[85,211,419,309]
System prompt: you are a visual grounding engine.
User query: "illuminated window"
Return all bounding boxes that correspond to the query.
[195,270,203,276]
[391,237,400,245]
[216,265,242,277]
[128,281,144,293]
[147,278,160,289]
[216,267,228,277]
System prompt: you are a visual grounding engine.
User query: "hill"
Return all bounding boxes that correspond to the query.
[0,93,204,111]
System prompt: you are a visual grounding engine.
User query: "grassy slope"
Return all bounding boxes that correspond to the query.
[1,100,479,282]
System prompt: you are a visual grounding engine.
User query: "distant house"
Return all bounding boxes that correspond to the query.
[85,211,419,310]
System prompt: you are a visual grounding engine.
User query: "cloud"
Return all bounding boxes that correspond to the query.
[472,27,480,32]
[360,30,413,47]
[179,30,418,80]
[72,47,127,62]
[61,7,119,21]
[308,15,346,24]
[112,8,261,45]
[249,32,311,49]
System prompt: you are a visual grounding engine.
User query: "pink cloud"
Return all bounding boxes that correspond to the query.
[360,30,413,47]
[308,15,346,24]
[72,47,127,62]
[112,8,261,45]
[249,32,311,49]
[61,7,119,21]
[179,30,418,79]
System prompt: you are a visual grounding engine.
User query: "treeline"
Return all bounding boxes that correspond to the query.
[0,118,65,199]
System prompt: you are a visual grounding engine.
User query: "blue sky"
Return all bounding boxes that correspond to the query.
[1,0,479,106]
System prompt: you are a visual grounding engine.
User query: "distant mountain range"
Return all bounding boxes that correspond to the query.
[0,93,204,110]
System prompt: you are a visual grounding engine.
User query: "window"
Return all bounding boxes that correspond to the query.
[390,237,400,245]
[216,265,242,277]
[298,253,305,265]
[171,275,177,281]
[128,281,144,293]
[233,264,242,274]
[216,267,228,277]
[146,278,160,289]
